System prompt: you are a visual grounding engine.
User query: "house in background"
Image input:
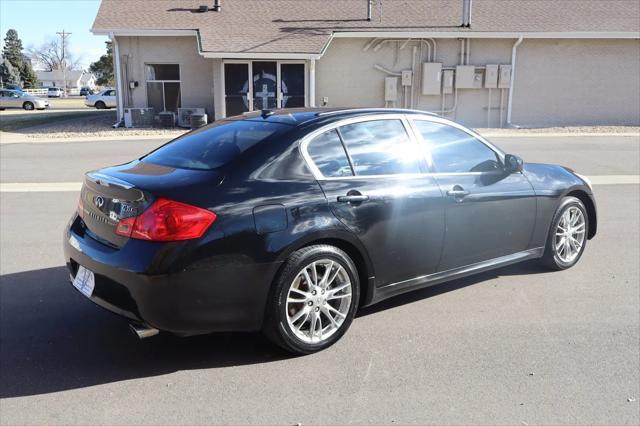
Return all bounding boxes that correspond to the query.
[37,69,97,90]
[91,0,639,127]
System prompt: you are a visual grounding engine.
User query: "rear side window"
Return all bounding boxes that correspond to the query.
[306,130,353,177]
[338,119,422,176]
[142,120,289,170]
[413,121,501,173]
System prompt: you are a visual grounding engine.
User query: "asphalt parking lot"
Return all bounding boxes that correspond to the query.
[1,135,639,425]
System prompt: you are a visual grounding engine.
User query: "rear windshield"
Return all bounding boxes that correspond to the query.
[141,120,290,170]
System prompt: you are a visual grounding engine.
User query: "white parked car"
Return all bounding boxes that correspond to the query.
[0,89,49,110]
[47,87,64,98]
[85,89,116,109]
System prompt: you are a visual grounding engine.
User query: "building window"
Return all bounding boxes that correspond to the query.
[145,64,181,113]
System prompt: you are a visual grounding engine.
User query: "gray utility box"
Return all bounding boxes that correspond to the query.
[421,63,442,95]
[485,64,499,89]
[442,70,454,94]
[455,65,476,89]
[498,65,512,88]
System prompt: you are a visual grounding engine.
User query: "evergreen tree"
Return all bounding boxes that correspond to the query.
[3,29,24,69]
[20,60,38,88]
[2,29,39,88]
[0,58,20,87]
[89,41,114,86]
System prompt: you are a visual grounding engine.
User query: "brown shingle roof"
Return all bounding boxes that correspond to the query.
[93,0,640,54]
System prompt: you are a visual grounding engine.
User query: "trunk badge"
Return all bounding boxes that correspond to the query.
[94,196,105,208]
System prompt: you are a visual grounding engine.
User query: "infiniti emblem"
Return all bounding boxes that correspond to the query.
[94,196,105,208]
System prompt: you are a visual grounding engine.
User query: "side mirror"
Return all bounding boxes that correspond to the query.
[504,154,524,173]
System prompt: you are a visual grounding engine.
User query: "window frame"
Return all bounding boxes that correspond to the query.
[144,63,182,113]
[300,114,430,180]
[408,116,505,175]
[221,59,308,117]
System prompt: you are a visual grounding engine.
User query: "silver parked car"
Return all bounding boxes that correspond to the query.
[47,87,64,98]
[0,89,50,110]
[85,89,116,109]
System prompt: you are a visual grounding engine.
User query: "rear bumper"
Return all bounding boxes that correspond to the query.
[63,215,282,335]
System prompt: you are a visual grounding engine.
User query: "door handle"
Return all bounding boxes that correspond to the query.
[446,185,470,198]
[337,194,369,203]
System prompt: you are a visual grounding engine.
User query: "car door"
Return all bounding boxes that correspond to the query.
[410,118,537,271]
[302,115,445,287]
[105,90,116,107]
[6,91,21,108]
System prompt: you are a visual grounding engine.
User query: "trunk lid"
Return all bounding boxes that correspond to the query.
[80,160,223,248]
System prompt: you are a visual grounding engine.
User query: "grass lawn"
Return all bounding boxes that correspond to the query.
[0,110,115,132]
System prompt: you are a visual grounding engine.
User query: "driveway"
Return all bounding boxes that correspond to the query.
[1,134,638,425]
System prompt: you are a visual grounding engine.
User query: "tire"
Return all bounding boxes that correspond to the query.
[95,101,106,109]
[22,102,34,111]
[540,196,589,270]
[263,245,360,354]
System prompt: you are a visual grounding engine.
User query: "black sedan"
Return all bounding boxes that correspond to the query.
[64,108,597,354]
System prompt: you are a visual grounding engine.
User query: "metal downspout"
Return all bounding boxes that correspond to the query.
[111,32,124,125]
[506,35,524,127]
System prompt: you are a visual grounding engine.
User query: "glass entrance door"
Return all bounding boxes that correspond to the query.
[224,63,250,117]
[252,61,278,110]
[280,63,305,108]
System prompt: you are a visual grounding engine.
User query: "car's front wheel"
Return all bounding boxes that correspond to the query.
[22,101,34,111]
[541,196,588,270]
[95,101,106,109]
[264,245,359,354]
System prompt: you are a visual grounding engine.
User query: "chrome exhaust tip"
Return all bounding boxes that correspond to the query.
[129,322,159,339]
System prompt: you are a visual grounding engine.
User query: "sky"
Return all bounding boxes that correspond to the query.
[0,0,108,69]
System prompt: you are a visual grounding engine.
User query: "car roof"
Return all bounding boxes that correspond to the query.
[230,107,439,127]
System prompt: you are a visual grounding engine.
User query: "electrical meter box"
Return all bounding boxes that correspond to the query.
[442,70,454,94]
[485,64,499,89]
[421,63,442,95]
[455,65,476,89]
[498,65,512,88]
[385,77,398,102]
[401,70,413,86]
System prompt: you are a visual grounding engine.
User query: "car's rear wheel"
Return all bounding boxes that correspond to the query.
[264,245,359,354]
[95,101,106,109]
[541,196,588,270]
[22,101,34,111]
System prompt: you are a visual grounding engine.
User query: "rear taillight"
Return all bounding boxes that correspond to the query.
[115,198,216,241]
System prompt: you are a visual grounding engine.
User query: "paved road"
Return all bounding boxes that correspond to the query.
[1,135,639,425]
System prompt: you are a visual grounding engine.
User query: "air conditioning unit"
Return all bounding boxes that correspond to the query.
[158,111,176,128]
[124,108,154,128]
[190,113,208,129]
[178,107,206,128]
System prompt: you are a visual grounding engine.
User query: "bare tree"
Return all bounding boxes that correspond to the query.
[27,38,81,71]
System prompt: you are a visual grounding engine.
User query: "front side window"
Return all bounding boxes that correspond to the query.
[146,64,181,113]
[413,120,501,173]
[306,130,353,178]
[338,119,422,176]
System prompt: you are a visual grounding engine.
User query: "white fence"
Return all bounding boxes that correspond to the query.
[21,88,82,96]
[22,88,48,96]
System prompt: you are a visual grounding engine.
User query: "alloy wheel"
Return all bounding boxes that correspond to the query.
[554,206,586,263]
[285,259,352,344]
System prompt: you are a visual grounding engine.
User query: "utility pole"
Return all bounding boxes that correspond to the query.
[56,30,71,97]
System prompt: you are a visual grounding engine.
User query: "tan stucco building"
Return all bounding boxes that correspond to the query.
[92,0,640,128]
